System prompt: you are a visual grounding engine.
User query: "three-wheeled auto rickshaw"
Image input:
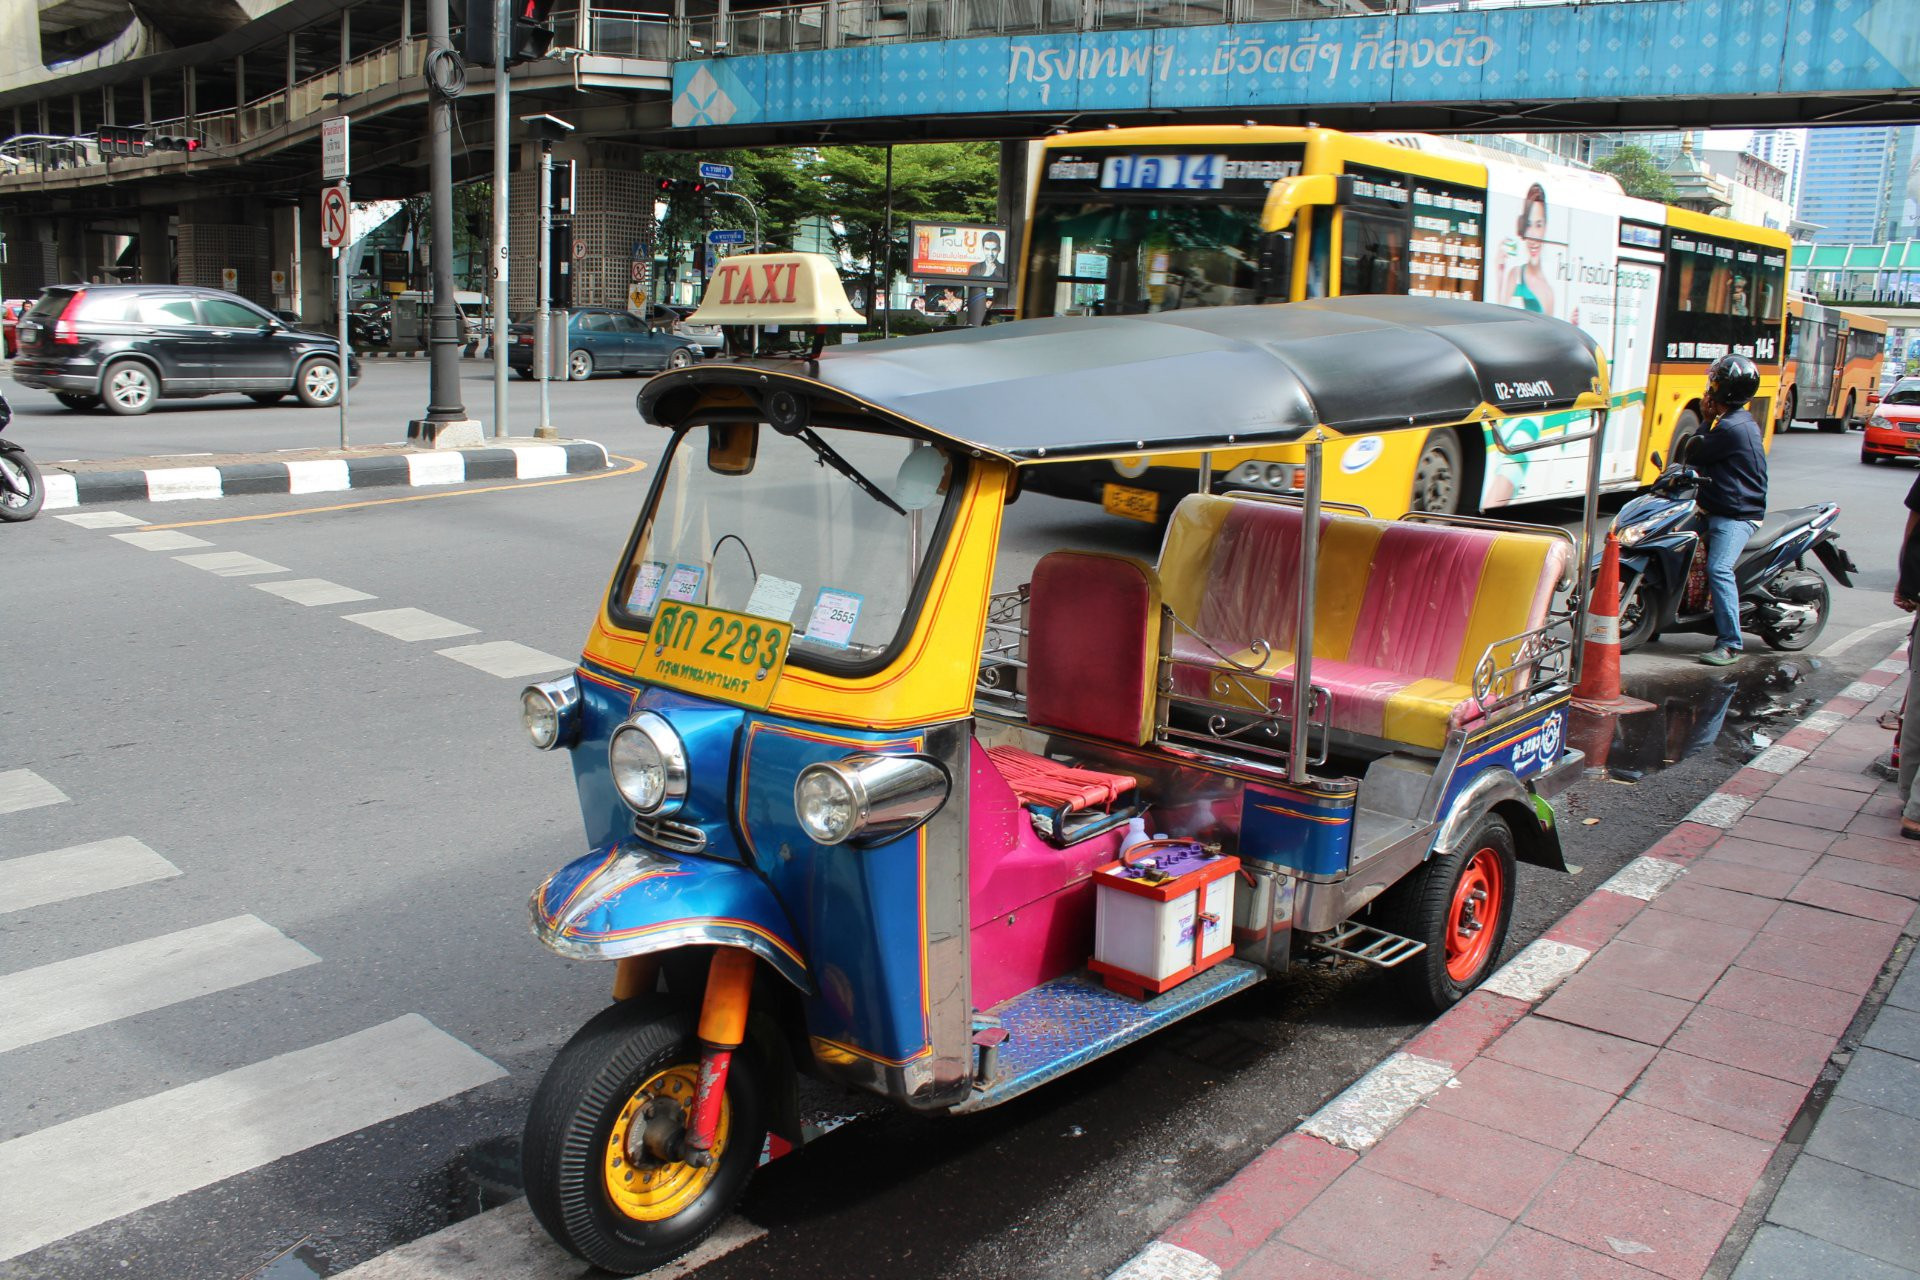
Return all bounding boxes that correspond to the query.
[516,253,1613,1273]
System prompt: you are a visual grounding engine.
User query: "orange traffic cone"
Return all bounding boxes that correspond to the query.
[1573,532,1654,714]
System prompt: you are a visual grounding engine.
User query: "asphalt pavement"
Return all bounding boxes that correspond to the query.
[1,365,1914,1280]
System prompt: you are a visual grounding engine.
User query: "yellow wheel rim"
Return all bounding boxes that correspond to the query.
[603,1064,730,1221]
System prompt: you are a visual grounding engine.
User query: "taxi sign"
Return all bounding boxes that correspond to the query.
[636,602,790,710]
[687,252,866,328]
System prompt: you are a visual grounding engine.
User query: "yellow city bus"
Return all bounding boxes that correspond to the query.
[1015,126,1791,520]
[1779,298,1888,433]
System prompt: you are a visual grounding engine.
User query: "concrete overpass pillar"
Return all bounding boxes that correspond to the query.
[506,139,652,315]
[55,218,85,284]
[998,139,1031,304]
[0,217,57,299]
[175,199,272,303]
[138,209,172,285]
[297,194,328,323]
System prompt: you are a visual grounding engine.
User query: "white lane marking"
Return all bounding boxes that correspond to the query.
[1818,616,1911,657]
[174,551,290,578]
[1482,939,1593,1003]
[0,1014,506,1263]
[111,529,213,551]
[0,837,181,915]
[253,578,377,607]
[437,641,570,679]
[0,914,319,1054]
[1299,1052,1455,1152]
[145,467,223,502]
[1106,1241,1225,1280]
[1599,856,1685,902]
[40,474,77,510]
[54,510,148,528]
[507,444,568,479]
[406,452,466,487]
[336,1199,765,1279]
[1749,744,1810,774]
[343,608,481,642]
[286,458,352,494]
[1686,792,1754,829]
[0,769,68,816]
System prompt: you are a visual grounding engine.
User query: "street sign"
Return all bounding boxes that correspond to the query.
[321,116,350,180]
[572,238,587,261]
[320,185,351,249]
[629,284,649,313]
[221,267,238,291]
[698,161,734,182]
[708,229,747,245]
[630,259,645,284]
[271,269,288,294]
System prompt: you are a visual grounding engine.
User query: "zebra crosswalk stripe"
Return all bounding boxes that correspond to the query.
[0,837,181,915]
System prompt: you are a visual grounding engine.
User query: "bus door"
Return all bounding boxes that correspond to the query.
[1612,256,1662,484]
[1831,321,1851,416]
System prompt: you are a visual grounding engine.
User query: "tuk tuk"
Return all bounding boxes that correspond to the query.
[517,253,1611,1273]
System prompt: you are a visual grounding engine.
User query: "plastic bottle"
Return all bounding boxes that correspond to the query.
[1118,817,1151,858]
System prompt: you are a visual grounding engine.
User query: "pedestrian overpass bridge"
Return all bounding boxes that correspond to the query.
[1794,240,1920,325]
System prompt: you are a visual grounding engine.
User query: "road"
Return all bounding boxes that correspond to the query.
[0,373,1910,1280]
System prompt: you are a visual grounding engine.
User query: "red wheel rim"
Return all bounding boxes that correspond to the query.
[1445,847,1504,983]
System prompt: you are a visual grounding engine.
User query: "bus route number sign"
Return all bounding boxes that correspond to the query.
[637,603,789,709]
[1100,154,1226,192]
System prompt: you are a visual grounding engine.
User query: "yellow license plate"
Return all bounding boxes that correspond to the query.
[1102,483,1160,524]
[636,603,790,710]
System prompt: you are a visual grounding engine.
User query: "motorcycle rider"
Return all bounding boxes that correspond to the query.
[1682,353,1768,666]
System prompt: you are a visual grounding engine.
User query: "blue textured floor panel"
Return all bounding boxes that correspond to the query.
[955,960,1266,1113]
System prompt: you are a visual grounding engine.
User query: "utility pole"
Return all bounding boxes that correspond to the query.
[490,0,510,438]
[522,114,573,441]
[410,0,480,447]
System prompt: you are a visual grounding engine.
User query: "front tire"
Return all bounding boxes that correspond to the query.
[568,349,594,381]
[1411,429,1466,515]
[1618,568,1658,653]
[54,392,99,411]
[101,360,158,416]
[667,346,695,370]
[1375,815,1517,1015]
[1777,388,1797,434]
[0,447,45,521]
[295,359,342,408]
[524,998,766,1275]
[1757,569,1830,651]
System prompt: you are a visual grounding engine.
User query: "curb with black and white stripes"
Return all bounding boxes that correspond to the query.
[38,440,611,510]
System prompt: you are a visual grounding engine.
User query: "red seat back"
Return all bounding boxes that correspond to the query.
[1026,551,1163,746]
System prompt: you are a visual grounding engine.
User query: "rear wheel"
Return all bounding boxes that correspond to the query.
[1842,391,1859,432]
[0,447,45,521]
[101,361,157,416]
[1757,569,1830,651]
[569,349,594,381]
[1376,815,1517,1015]
[1411,430,1466,515]
[524,998,766,1275]
[53,392,99,411]
[1777,388,1797,433]
[295,359,341,408]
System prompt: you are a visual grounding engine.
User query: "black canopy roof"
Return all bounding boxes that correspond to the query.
[638,296,1610,463]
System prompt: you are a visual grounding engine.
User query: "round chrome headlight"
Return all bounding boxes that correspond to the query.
[796,765,862,845]
[608,712,688,816]
[794,754,949,846]
[520,676,580,750]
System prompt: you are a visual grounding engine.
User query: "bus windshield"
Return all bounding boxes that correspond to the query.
[1025,200,1265,316]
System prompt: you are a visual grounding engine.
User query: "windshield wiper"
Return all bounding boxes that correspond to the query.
[795,427,906,516]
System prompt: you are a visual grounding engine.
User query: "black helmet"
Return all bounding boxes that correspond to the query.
[1706,353,1760,409]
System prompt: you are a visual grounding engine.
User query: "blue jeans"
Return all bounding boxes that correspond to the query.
[1705,514,1758,651]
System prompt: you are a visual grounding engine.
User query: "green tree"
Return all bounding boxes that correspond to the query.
[1594,145,1678,203]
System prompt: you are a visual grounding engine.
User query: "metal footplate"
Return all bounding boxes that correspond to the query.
[1307,921,1427,968]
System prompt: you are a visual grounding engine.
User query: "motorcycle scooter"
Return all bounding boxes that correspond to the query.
[0,390,44,522]
[1607,453,1855,653]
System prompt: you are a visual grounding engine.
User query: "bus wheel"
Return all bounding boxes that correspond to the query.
[1842,392,1859,432]
[1777,389,1796,433]
[1670,409,1702,463]
[1411,431,1465,514]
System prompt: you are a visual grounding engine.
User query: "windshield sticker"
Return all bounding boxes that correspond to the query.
[745,573,804,623]
[806,588,863,649]
[664,563,707,605]
[628,561,667,614]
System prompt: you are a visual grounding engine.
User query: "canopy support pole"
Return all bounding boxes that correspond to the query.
[1197,451,1213,496]
[1289,435,1322,786]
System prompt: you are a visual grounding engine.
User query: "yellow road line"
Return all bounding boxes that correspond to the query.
[136,453,649,530]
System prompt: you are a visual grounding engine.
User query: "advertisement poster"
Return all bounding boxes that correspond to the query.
[909,222,1010,284]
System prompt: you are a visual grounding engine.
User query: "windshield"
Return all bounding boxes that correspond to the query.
[614,424,961,670]
[1885,382,1920,407]
[1023,200,1265,317]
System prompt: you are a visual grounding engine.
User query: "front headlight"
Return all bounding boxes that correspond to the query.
[1616,522,1655,547]
[1869,415,1893,432]
[794,754,949,846]
[520,677,581,750]
[608,712,688,816]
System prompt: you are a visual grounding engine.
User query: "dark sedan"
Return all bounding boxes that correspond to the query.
[508,307,702,380]
[11,284,360,416]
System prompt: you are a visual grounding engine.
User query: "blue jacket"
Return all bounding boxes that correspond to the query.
[1684,407,1768,521]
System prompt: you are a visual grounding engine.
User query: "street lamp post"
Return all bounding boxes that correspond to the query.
[409,0,481,446]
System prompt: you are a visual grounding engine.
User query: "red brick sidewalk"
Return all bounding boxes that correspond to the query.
[1113,651,1918,1280]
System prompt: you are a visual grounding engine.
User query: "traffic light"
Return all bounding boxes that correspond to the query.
[508,0,557,66]
[149,135,200,153]
[655,179,708,197]
[462,0,497,66]
[96,126,148,158]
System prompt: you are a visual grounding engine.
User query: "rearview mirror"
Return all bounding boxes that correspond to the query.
[1650,451,1664,470]
[708,422,759,476]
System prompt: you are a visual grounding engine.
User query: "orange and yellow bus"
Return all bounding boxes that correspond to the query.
[1779,299,1888,433]
[1015,126,1791,520]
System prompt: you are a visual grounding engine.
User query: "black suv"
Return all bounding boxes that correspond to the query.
[11,284,361,416]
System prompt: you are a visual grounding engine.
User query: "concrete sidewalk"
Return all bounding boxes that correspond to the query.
[1113,649,1920,1280]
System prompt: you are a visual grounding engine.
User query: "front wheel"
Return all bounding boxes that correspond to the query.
[523,998,766,1275]
[1776,388,1797,434]
[1757,569,1830,651]
[0,446,45,521]
[569,349,595,381]
[667,346,695,370]
[101,361,158,416]
[1618,567,1659,653]
[1411,430,1466,515]
[1375,815,1517,1015]
[295,359,341,408]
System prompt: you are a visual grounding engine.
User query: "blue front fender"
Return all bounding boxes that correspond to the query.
[529,842,812,994]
